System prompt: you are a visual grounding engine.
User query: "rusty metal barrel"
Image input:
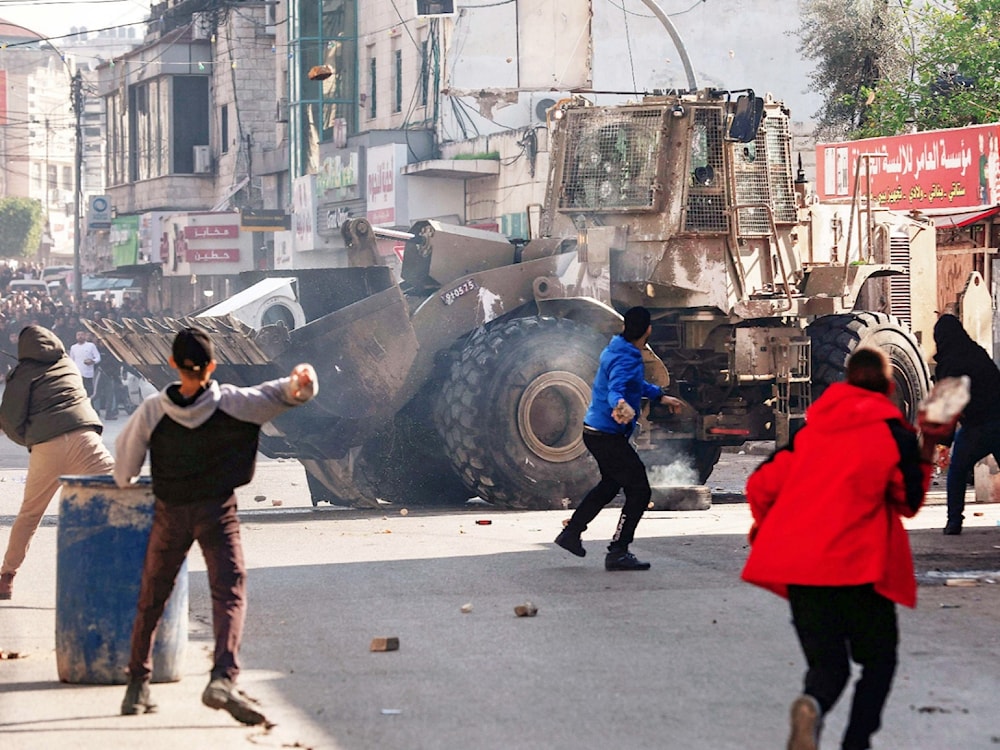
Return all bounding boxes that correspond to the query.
[55,475,188,684]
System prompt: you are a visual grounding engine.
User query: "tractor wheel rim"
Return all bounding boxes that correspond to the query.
[517,371,591,463]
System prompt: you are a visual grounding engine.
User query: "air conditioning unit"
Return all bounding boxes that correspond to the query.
[275,97,289,123]
[193,145,211,174]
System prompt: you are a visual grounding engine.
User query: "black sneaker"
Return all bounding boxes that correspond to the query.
[202,677,269,726]
[554,529,585,557]
[121,677,157,715]
[605,550,650,571]
[943,523,962,535]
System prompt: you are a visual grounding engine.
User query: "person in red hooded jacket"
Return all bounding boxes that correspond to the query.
[742,348,954,750]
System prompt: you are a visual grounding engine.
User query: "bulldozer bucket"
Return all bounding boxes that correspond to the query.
[87,283,419,460]
[274,283,419,421]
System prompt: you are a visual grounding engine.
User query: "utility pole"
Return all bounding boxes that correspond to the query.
[71,70,83,303]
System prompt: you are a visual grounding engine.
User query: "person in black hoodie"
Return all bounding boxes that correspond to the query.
[0,325,115,599]
[115,328,318,724]
[932,313,1000,534]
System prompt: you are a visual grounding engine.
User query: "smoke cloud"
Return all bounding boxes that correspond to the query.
[648,459,698,487]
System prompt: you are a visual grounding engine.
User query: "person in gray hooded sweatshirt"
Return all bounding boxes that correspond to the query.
[115,327,317,726]
[0,325,114,600]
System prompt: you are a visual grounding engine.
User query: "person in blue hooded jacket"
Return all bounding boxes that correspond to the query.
[555,306,682,570]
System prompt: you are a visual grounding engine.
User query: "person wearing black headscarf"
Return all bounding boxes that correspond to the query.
[932,313,1000,534]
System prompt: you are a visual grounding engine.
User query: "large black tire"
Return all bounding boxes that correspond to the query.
[435,317,608,509]
[807,312,930,421]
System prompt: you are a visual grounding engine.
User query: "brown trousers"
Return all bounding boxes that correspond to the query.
[128,494,247,682]
[1,428,115,576]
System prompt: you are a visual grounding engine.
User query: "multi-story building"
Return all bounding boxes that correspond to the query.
[0,20,77,263]
[98,0,279,312]
[0,19,141,268]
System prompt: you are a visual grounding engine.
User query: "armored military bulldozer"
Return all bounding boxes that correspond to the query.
[90,89,932,509]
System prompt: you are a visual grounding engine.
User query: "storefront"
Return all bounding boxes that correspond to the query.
[817,125,1000,320]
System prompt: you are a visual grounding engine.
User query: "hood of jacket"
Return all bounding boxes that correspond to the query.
[933,313,972,359]
[18,325,66,363]
[159,380,222,429]
[806,381,903,434]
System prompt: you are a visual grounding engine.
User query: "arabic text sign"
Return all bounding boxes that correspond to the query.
[366,143,407,226]
[241,209,290,231]
[292,174,316,249]
[189,248,240,263]
[816,124,1000,210]
[183,225,239,240]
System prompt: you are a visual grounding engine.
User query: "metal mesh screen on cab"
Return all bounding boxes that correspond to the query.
[684,108,727,232]
[557,108,664,211]
[732,111,797,236]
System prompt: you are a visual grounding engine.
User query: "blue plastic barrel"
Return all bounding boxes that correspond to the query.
[56,475,188,684]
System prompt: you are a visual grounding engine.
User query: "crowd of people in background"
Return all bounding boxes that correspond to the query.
[0,264,153,420]
[0,264,152,354]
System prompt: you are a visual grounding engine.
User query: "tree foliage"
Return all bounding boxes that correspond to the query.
[0,197,43,259]
[861,0,1000,137]
[798,0,911,140]
[801,0,1000,139]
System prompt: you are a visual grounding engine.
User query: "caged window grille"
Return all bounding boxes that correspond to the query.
[557,108,664,211]
[684,107,727,232]
[732,110,797,236]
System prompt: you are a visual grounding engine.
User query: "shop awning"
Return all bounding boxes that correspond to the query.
[918,204,1000,229]
[401,159,501,179]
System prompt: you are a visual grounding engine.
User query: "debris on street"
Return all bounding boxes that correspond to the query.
[514,602,538,617]
[370,637,400,652]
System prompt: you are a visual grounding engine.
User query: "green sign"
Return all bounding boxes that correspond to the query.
[111,215,140,267]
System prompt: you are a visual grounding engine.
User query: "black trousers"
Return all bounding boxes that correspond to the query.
[565,430,651,552]
[945,420,1000,525]
[787,584,898,750]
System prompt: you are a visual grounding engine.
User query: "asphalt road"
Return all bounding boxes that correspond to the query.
[1,407,999,749]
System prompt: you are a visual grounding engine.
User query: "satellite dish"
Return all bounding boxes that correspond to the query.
[535,98,557,122]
